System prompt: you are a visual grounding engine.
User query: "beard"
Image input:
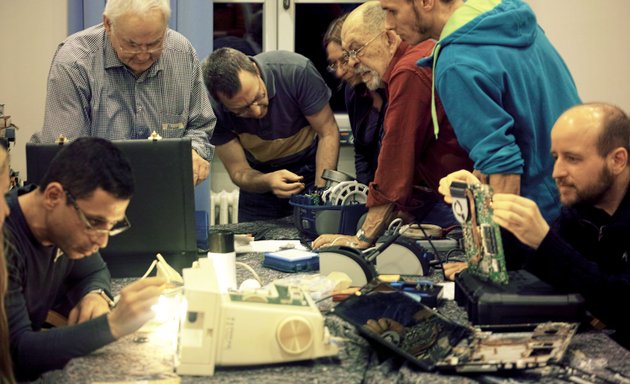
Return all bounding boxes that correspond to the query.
[411,1,432,43]
[355,64,383,91]
[556,164,614,207]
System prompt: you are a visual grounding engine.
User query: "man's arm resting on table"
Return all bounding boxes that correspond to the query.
[216,139,304,198]
[68,290,112,325]
[360,203,396,244]
[6,278,165,380]
[64,253,113,325]
[306,104,340,188]
[312,203,395,249]
[6,265,116,379]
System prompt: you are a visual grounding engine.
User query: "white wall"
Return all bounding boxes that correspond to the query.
[0,0,67,184]
[528,0,630,111]
[1,1,629,191]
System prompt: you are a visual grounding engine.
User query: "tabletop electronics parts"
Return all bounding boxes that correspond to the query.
[332,289,577,373]
[449,181,508,284]
[176,256,338,376]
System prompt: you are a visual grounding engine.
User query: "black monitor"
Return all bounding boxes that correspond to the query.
[25,138,198,277]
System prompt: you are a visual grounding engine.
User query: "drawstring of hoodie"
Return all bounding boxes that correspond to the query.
[430,43,442,140]
[427,0,502,141]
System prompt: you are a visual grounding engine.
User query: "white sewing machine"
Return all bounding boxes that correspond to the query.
[175,258,339,376]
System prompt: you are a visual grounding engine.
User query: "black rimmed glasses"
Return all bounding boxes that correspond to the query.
[65,190,131,237]
[344,30,387,62]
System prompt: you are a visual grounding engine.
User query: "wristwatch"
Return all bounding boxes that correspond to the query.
[356,228,375,244]
[88,288,116,308]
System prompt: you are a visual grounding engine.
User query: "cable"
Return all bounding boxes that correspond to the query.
[445,248,466,263]
[314,293,336,304]
[387,218,404,234]
[235,261,262,285]
[417,225,441,262]
[442,224,461,236]
[140,259,158,280]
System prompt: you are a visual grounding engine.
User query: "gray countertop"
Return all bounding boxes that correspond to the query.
[38,218,630,384]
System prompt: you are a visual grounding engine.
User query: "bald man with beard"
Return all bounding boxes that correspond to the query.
[440,103,630,348]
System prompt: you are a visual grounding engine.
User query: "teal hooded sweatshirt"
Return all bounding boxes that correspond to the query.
[418,0,581,222]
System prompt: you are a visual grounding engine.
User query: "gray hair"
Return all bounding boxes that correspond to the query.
[361,1,387,31]
[345,1,386,39]
[104,0,171,26]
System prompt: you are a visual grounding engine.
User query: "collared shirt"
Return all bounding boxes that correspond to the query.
[367,40,472,211]
[32,23,215,160]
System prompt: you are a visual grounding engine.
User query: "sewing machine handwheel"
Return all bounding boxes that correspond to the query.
[276,316,313,354]
[317,246,376,287]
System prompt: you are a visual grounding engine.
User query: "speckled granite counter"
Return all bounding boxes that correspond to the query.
[38,218,630,384]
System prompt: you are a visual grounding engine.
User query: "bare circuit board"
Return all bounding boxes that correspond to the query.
[450,182,508,285]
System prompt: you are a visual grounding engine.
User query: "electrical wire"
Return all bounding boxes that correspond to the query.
[388,218,404,233]
[235,261,262,285]
[140,259,158,279]
[417,225,440,260]
[445,248,466,263]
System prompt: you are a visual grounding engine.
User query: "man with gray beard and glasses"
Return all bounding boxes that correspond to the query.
[313,1,471,250]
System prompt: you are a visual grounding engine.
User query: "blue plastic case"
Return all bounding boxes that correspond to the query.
[262,249,320,273]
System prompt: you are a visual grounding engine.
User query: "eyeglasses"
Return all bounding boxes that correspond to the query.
[344,30,386,62]
[65,190,131,237]
[117,43,164,56]
[326,56,349,74]
[110,24,165,56]
[230,76,267,117]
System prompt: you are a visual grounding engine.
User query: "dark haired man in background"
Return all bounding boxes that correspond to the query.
[203,47,340,221]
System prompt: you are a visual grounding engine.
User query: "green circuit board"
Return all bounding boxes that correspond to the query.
[450,183,508,285]
[229,284,310,306]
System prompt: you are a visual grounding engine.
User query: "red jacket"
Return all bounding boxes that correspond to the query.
[367,40,472,211]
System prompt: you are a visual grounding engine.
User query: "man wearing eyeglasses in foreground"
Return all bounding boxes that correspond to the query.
[31,0,215,185]
[203,48,340,221]
[5,138,166,381]
[314,2,471,249]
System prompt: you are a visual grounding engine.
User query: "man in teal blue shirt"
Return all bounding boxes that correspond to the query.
[379,0,581,222]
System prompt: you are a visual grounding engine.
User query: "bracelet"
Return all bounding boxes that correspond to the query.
[88,289,116,308]
[356,228,374,244]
